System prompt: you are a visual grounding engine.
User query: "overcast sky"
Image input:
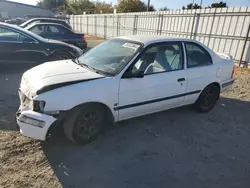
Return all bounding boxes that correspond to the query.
[8,0,250,9]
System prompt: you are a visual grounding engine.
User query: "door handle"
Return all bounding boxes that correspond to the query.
[177,78,186,82]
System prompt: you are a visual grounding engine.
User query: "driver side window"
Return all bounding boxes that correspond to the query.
[0,27,20,42]
[0,27,33,43]
[133,42,183,75]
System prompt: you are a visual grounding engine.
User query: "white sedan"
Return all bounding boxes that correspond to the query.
[16,35,235,144]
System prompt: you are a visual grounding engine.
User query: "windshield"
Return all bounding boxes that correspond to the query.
[77,39,142,76]
[19,19,34,27]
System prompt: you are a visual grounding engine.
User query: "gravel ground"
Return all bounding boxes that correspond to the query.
[0,37,250,188]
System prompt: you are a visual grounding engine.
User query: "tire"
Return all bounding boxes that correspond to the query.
[195,84,220,113]
[51,52,72,61]
[63,104,107,145]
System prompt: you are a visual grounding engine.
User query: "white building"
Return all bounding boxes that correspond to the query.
[0,0,54,20]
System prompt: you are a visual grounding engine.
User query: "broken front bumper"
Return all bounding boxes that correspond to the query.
[16,110,56,141]
[16,90,56,141]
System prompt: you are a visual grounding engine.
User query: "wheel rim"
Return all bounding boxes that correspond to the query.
[201,87,217,109]
[77,111,99,139]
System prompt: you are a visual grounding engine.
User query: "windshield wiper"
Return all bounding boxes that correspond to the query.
[72,59,94,71]
[80,62,93,70]
[73,59,110,76]
[72,58,80,65]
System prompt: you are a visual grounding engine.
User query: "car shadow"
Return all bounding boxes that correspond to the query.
[42,97,250,188]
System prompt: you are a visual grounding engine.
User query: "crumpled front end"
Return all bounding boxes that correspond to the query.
[16,90,56,141]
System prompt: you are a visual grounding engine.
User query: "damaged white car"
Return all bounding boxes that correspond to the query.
[17,35,235,144]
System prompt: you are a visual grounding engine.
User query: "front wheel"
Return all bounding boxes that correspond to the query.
[195,84,220,113]
[63,104,106,144]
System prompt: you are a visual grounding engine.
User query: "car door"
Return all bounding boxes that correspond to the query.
[184,42,215,103]
[118,42,188,120]
[0,26,35,65]
[0,26,46,67]
[0,26,17,64]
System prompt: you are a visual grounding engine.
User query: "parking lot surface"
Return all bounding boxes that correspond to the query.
[1,36,250,188]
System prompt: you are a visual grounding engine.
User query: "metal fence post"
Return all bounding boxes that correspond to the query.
[190,12,196,39]
[159,14,164,35]
[95,16,97,36]
[133,15,138,35]
[157,14,164,35]
[116,15,120,36]
[193,13,200,40]
[86,16,89,35]
[72,15,75,31]
[207,9,217,46]
[80,15,83,33]
[104,15,107,39]
[239,22,250,67]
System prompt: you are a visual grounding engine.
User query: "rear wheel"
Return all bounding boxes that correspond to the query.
[51,52,72,61]
[63,104,108,144]
[195,84,220,113]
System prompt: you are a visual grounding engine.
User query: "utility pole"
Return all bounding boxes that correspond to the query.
[191,0,194,9]
[200,0,203,8]
[147,0,151,11]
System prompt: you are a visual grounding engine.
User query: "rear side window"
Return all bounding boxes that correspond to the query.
[29,25,46,35]
[185,42,212,68]
[48,25,60,33]
[48,25,69,34]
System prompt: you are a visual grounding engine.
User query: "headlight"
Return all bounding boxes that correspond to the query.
[33,100,46,113]
[18,115,45,128]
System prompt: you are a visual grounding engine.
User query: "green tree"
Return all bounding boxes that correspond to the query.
[61,1,95,14]
[182,3,201,10]
[159,6,169,11]
[94,1,114,14]
[116,0,155,13]
[57,1,114,15]
[211,1,227,8]
[37,0,66,10]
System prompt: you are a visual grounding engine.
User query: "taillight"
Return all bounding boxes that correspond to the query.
[231,65,235,78]
[82,35,85,41]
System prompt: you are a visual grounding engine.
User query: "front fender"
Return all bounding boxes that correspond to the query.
[33,77,120,121]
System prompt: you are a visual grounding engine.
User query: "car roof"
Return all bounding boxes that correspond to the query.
[28,22,67,27]
[116,35,194,45]
[26,22,70,30]
[28,18,65,21]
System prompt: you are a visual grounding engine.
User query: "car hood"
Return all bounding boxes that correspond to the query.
[47,39,83,54]
[20,60,104,98]
[47,39,68,45]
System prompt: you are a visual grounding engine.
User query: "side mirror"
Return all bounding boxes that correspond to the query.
[132,69,144,78]
[123,69,144,78]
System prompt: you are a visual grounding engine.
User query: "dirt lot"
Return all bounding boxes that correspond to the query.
[0,37,250,188]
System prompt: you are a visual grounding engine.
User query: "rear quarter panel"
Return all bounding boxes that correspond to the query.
[185,48,234,104]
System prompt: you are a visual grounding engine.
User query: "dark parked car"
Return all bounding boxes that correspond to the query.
[25,22,87,49]
[0,22,82,67]
[19,18,72,30]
